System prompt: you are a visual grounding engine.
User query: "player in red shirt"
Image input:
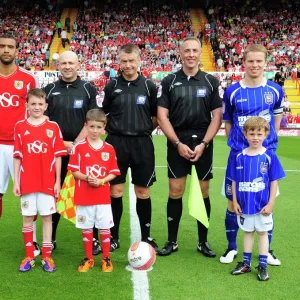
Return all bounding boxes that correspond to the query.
[0,34,40,255]
[68,109,120,272]
[13,89,67,272]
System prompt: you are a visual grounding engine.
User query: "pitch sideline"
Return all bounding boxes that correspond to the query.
[128,170,151,300]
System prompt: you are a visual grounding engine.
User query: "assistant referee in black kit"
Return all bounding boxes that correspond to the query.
[102,44,158,252]
[157,37,222,257]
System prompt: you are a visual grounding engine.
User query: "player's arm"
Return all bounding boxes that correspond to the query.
[224,121,232,138]
[273,86,284,133]
[274,115,282,133]
[261,180,277,216]
[54,157,62,198]
[232,180,242,215]
[13,158,21,196]
[72,171,89,182]
[222,87,233,138]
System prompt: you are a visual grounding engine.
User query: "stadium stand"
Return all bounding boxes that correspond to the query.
[0,1,60,71]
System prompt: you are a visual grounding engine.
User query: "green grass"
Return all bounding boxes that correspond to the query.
[1,136,299,300]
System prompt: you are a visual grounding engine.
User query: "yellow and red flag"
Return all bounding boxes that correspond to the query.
[56,170,76,224]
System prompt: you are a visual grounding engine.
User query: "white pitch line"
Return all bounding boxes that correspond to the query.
[155,165,300,172]
[128,169,151,300]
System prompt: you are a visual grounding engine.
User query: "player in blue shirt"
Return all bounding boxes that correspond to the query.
[220,44,284,265]
[229,117,285,281]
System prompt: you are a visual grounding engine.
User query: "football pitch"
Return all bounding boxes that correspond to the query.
[0,136,299,300]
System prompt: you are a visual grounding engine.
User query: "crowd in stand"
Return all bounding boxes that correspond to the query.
[69,2,194,75]
[0,1,60,71]
[205,0,300,74]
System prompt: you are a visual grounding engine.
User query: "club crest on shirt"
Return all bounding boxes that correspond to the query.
[136,95,146,105]
[102,152,109,161]
[264,92,273,105]
[197,88,206,97]
[77,215,86,223]
[260,162,268,174]
[14,81,23,90]
[21,201,29,209]
[46,129,53,138]
[226,184,232,195]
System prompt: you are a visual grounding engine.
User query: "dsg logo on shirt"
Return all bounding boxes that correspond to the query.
[0,93,20,107]
[27,141,48,154]
[86,165,107,177]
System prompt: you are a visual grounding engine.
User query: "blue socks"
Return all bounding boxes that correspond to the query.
[225,209,239,250]
[243,252,252,266]
[259,255,268,267]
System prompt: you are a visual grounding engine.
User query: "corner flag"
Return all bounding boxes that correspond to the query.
[56,170,76,224]
[188,165,209,228]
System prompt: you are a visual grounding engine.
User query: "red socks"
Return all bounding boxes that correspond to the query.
[42,242,52,259]
[100,229,111,258]
[22,225,34,258]
[82,229,93,259]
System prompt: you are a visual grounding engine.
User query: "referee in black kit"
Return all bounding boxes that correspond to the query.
[102,44,158,252]
[157,37,222,257]
[43,51,100,252]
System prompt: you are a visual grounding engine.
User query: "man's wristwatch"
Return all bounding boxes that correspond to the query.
[200,140,209,148]
[73,140,79,146]
[173,140,181,148]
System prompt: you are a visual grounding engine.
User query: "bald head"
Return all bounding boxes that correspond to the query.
[58,51,80,82]
[59,50,79,63]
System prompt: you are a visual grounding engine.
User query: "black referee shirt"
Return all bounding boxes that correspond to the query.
[102,74,157,136]
[43,77,98,141]
[157,69,222,131]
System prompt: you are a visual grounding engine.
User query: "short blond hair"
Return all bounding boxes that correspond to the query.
[244,44,268,61]
[182,36,202,47]
[243,117,270,135]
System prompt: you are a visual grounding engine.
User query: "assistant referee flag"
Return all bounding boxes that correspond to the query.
[188,166,209,228]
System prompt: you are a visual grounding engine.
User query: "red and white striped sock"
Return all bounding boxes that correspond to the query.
[82,229,93,259]
[42,242,52,259]
[22,225,34,258]
[100,229,111,258]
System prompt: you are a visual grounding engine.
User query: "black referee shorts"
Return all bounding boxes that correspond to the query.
[167,133,213,181]
[105,134,156,187]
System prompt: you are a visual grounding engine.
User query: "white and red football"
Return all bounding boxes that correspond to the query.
[128,241,156,270]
